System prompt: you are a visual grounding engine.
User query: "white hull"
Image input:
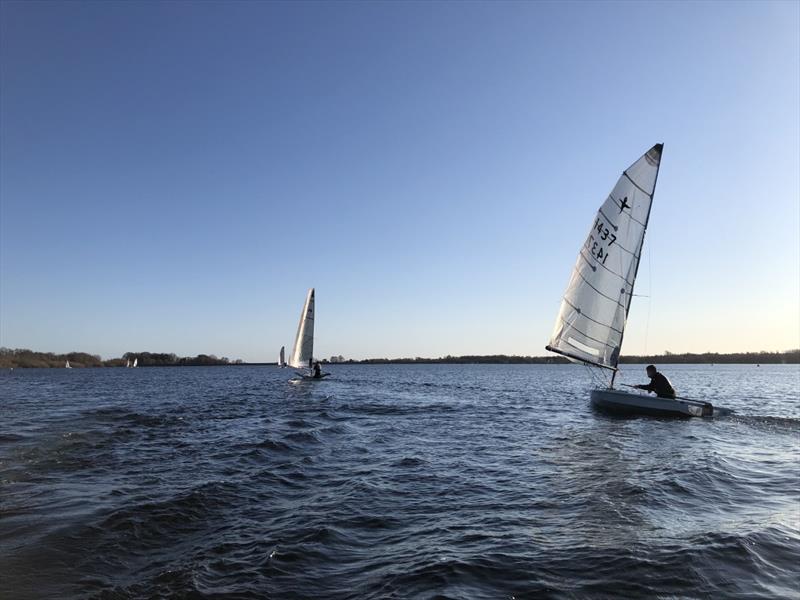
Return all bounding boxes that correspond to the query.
[591,389,713,418]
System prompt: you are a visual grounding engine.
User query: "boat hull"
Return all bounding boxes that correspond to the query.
[590,389,712,418]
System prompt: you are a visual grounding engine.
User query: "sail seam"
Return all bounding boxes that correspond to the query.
[575,268,627,308]
[558,317,620,350]
[622,171,652,197]
[611,192,648,228]
[579,248,636,283]
[563,298,624,335]
[598,207,619,231]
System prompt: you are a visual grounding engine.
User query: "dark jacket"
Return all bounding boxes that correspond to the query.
[641,372,676,399]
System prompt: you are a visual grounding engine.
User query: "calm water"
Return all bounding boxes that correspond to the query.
[1,364,798,599]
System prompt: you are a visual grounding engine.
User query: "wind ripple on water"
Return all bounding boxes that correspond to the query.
[0,364,798,599]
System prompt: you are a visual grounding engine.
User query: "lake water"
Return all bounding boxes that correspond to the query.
[1,364,798,599]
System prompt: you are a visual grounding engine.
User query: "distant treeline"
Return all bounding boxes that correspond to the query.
[0,348,241,369]
[618,350,799,365]
[327,350,800,365]
[3,347,797,369]
[333,355,570,365]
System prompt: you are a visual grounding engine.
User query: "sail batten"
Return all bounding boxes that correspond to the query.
[558,317,620,350]
[622,171,653,197]
[547,143,663,370]
[562,298,624,335]
[574,267,628,308]
[289,289,315,369]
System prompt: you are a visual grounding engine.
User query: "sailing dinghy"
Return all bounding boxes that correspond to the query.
[278,346,286,368]
[288,288,329,380]
[545,143,713,417]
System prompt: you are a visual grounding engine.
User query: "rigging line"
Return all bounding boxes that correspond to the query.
[584,361,611,389]
[563,297,624,335]
[643,245,652,356]
[622,170,653,198]
[575,267,628,308]
[558,315,620,350]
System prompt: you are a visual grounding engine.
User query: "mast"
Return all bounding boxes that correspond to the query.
[610,143,663,387]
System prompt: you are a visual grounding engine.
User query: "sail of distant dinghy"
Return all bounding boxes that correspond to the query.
[133,358,138,368]
[289,289,315,369]
[546,143,663,371]
[279,346,286,367]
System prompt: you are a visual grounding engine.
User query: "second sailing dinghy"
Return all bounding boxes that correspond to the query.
[545,143,714,417]
[288,288,329,380]
[278,346,286,368]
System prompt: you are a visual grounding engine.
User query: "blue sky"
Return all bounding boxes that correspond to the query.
[1,1,798,361]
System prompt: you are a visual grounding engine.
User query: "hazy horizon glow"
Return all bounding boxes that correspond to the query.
[1,1,798,362]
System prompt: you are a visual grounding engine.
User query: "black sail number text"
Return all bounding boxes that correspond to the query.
[584,217,617,265]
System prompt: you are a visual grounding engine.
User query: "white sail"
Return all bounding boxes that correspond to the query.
[279,346,286,367]
[132,358,138,368]
[289,288,315,369]
[126,359,131,368]
[65,360,71,369]
[547,144,663,370]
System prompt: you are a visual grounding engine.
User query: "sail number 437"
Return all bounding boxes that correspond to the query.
[585,218,617,265]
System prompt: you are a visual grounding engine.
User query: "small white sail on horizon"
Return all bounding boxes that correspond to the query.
[278,345,286,368]
[132,358,138,368]
[126,359,131,368]
[289,288,315,370]
[65,360,71,369]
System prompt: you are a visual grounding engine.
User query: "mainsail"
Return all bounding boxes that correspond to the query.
[279,346,286,367]
[546,144,663,370]
[289,288,315,369]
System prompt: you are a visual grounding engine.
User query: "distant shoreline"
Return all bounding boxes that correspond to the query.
[2,348,797,368]
[316,350,799,365]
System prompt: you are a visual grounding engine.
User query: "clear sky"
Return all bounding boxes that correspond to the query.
[1,0,798,362]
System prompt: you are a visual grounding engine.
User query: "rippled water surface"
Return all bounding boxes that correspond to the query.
[1,364,799,599]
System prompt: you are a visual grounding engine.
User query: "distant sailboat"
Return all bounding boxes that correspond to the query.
[289,288,329,380]
[278,346,286,368]
[545,144,713,417]
[65,360,72,369]
[126,359,131,368]
[132,358,138,368]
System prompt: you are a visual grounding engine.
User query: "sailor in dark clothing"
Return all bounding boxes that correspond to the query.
[312,361,322,379]
[634,365,676,399]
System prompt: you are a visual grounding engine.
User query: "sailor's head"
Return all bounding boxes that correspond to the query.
[646,364,657,378]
